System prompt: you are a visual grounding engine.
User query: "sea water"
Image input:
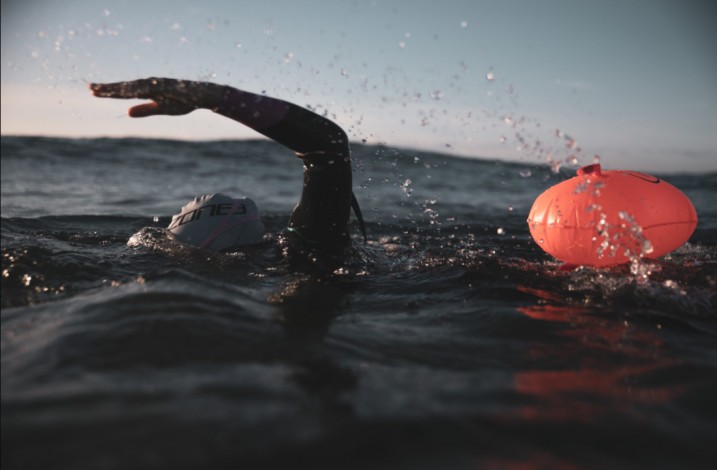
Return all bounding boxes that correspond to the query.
[2,136,716,469]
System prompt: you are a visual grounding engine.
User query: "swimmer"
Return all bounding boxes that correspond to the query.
[90,77,366,268]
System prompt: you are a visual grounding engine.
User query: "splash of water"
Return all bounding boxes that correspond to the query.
[401,178,413,197]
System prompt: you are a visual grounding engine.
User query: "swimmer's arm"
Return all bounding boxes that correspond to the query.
[90,78,347,156]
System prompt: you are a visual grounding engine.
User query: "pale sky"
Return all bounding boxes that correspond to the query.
[2,0,716,173]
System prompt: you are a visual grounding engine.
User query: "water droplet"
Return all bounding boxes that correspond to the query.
[486,71,495,81]
[497,227,505,235]
[460,20,469,28]
[519,168,532,178]
[401,178,413,196]
[153,216,159,223]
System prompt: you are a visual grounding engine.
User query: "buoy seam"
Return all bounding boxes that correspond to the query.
[533,220,698,230]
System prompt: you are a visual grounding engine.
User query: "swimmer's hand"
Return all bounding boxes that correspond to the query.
[90,78,224,118]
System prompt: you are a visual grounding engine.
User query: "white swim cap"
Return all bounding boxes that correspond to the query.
[167,193,264,251]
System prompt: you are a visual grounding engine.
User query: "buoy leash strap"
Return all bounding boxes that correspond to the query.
[351,192,368,243]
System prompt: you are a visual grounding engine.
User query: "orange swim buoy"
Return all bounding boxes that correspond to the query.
[527,164,698,267]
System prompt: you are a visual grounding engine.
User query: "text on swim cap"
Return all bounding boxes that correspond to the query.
[168,203,249,230]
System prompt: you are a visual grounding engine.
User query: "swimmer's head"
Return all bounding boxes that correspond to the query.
[167,193,264,251]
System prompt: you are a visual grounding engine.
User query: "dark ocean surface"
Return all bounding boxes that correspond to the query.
[2,136,716,469]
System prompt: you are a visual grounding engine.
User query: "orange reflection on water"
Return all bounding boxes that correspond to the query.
[513,362,685,422]
[511,286,686,422]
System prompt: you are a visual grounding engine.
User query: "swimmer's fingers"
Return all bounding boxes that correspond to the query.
[91,78,178,100]
[91,78,208,100]
[91,80,145,99]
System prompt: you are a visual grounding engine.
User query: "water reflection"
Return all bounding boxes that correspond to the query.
[270,275,358,421]
[512,286,686,422]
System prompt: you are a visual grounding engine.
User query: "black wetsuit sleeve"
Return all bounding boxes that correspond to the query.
[212,86,353,260]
